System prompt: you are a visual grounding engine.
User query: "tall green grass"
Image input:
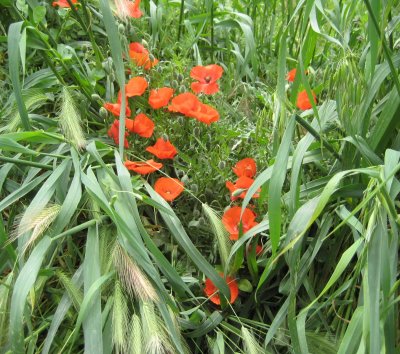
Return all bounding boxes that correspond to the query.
[0,0,399,352]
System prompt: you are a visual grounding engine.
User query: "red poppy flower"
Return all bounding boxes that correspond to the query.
[154,177,184,201]
[204,272,239,305]
[125,77,148,97]
[129,42,159,70]
[190,64,223,95]
[52,0,77,7]
[107,120,129,148]
[149,88,174,109]
[225,176,260,201]
[246,244,263,257]
[222,206,258,241]
[190,103,220,125]
[168,92,201,116]
[103,102,131,118]
[232,158,257,178]
[125,113,154,138]
[124,159,162,174]
[146,138,178,159]
[296,90,317,110]
[286,68,297,82]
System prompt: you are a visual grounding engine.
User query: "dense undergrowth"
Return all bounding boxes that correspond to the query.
[0,0,400,353]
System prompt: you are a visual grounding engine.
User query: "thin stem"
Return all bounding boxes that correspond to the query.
[177,0,185,42]
[295,114,342,161]
[363,0,400,96]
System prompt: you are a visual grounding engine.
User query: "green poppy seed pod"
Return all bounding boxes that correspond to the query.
[218,160,226,170]
[99,107,108,119]
[177,73,184,82]
[118,23,125,33]
[190,184,198,193]
[177,116,185,125]
[171,80,179,89]
[91,93,101,102]
[193,209,200,218]
[162,133,169,141]
[193,126,200,137]
[178,85,186,93]
[198,216,206,225]
[181,175,189,184]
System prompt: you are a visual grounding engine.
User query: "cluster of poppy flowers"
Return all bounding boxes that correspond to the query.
[52,0,143,20]
[203,158,263,306]
[103,39,223,201]
[286,68,317,110]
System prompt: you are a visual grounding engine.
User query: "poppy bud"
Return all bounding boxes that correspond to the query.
[247,136,253,144]
[91,93,101,102]
[230,79,235,88]
[193,126,200,137]
[149,54,155,62]
[198,216,206,225]
[141,39,149,47]
[109,73,115,81]
[171,80,179,89]
[177,116,185,125]
[218,160,226,170]
[118,23,125,33]
[99,107,108,119]
[161,133,169,141]
[193,209,200,218]
[181,175,189,184]
[177,73,184,82]
[179,85,186,93]
[190,184,198,193]
[102,58,113,73]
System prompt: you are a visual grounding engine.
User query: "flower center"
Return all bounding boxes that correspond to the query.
[204,75,211,83]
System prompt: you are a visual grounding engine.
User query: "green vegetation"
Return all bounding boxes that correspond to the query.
[0,0,399,353]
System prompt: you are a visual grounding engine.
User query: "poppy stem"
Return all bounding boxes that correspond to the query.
[210,0,214,62]
[294,115,342,161]
[177,0,185,42]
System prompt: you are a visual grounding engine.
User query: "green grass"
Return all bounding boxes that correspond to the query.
[0,0,400,353]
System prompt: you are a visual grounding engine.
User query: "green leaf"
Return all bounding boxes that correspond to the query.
[9,236,52,353]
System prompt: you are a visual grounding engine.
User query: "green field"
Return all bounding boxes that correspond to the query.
[0,0,399,353]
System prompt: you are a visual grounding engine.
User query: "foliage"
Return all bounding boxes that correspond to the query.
[0,0,400,353]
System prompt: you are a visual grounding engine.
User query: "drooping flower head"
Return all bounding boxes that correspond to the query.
[232,158,257,178]
[52,0,78,8]
[103,102,132,118]
[286,68,297,82]
[204,272,239,305]
[154,177,184,201]
[124,159,163,174]
[146,138,178,159]
[222,206,258,241]
[168,93,201,116]
[129,42,159,70]
[296,90,317,110]
[190,103,219,125]
[115,0,142,19]
[149,88,174,109]
[190,64,223,95]
[226,176,260,201]
[107,120,129,148]
[126,113,154,138]
[125,77,148,97]
[168,93,219,124]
